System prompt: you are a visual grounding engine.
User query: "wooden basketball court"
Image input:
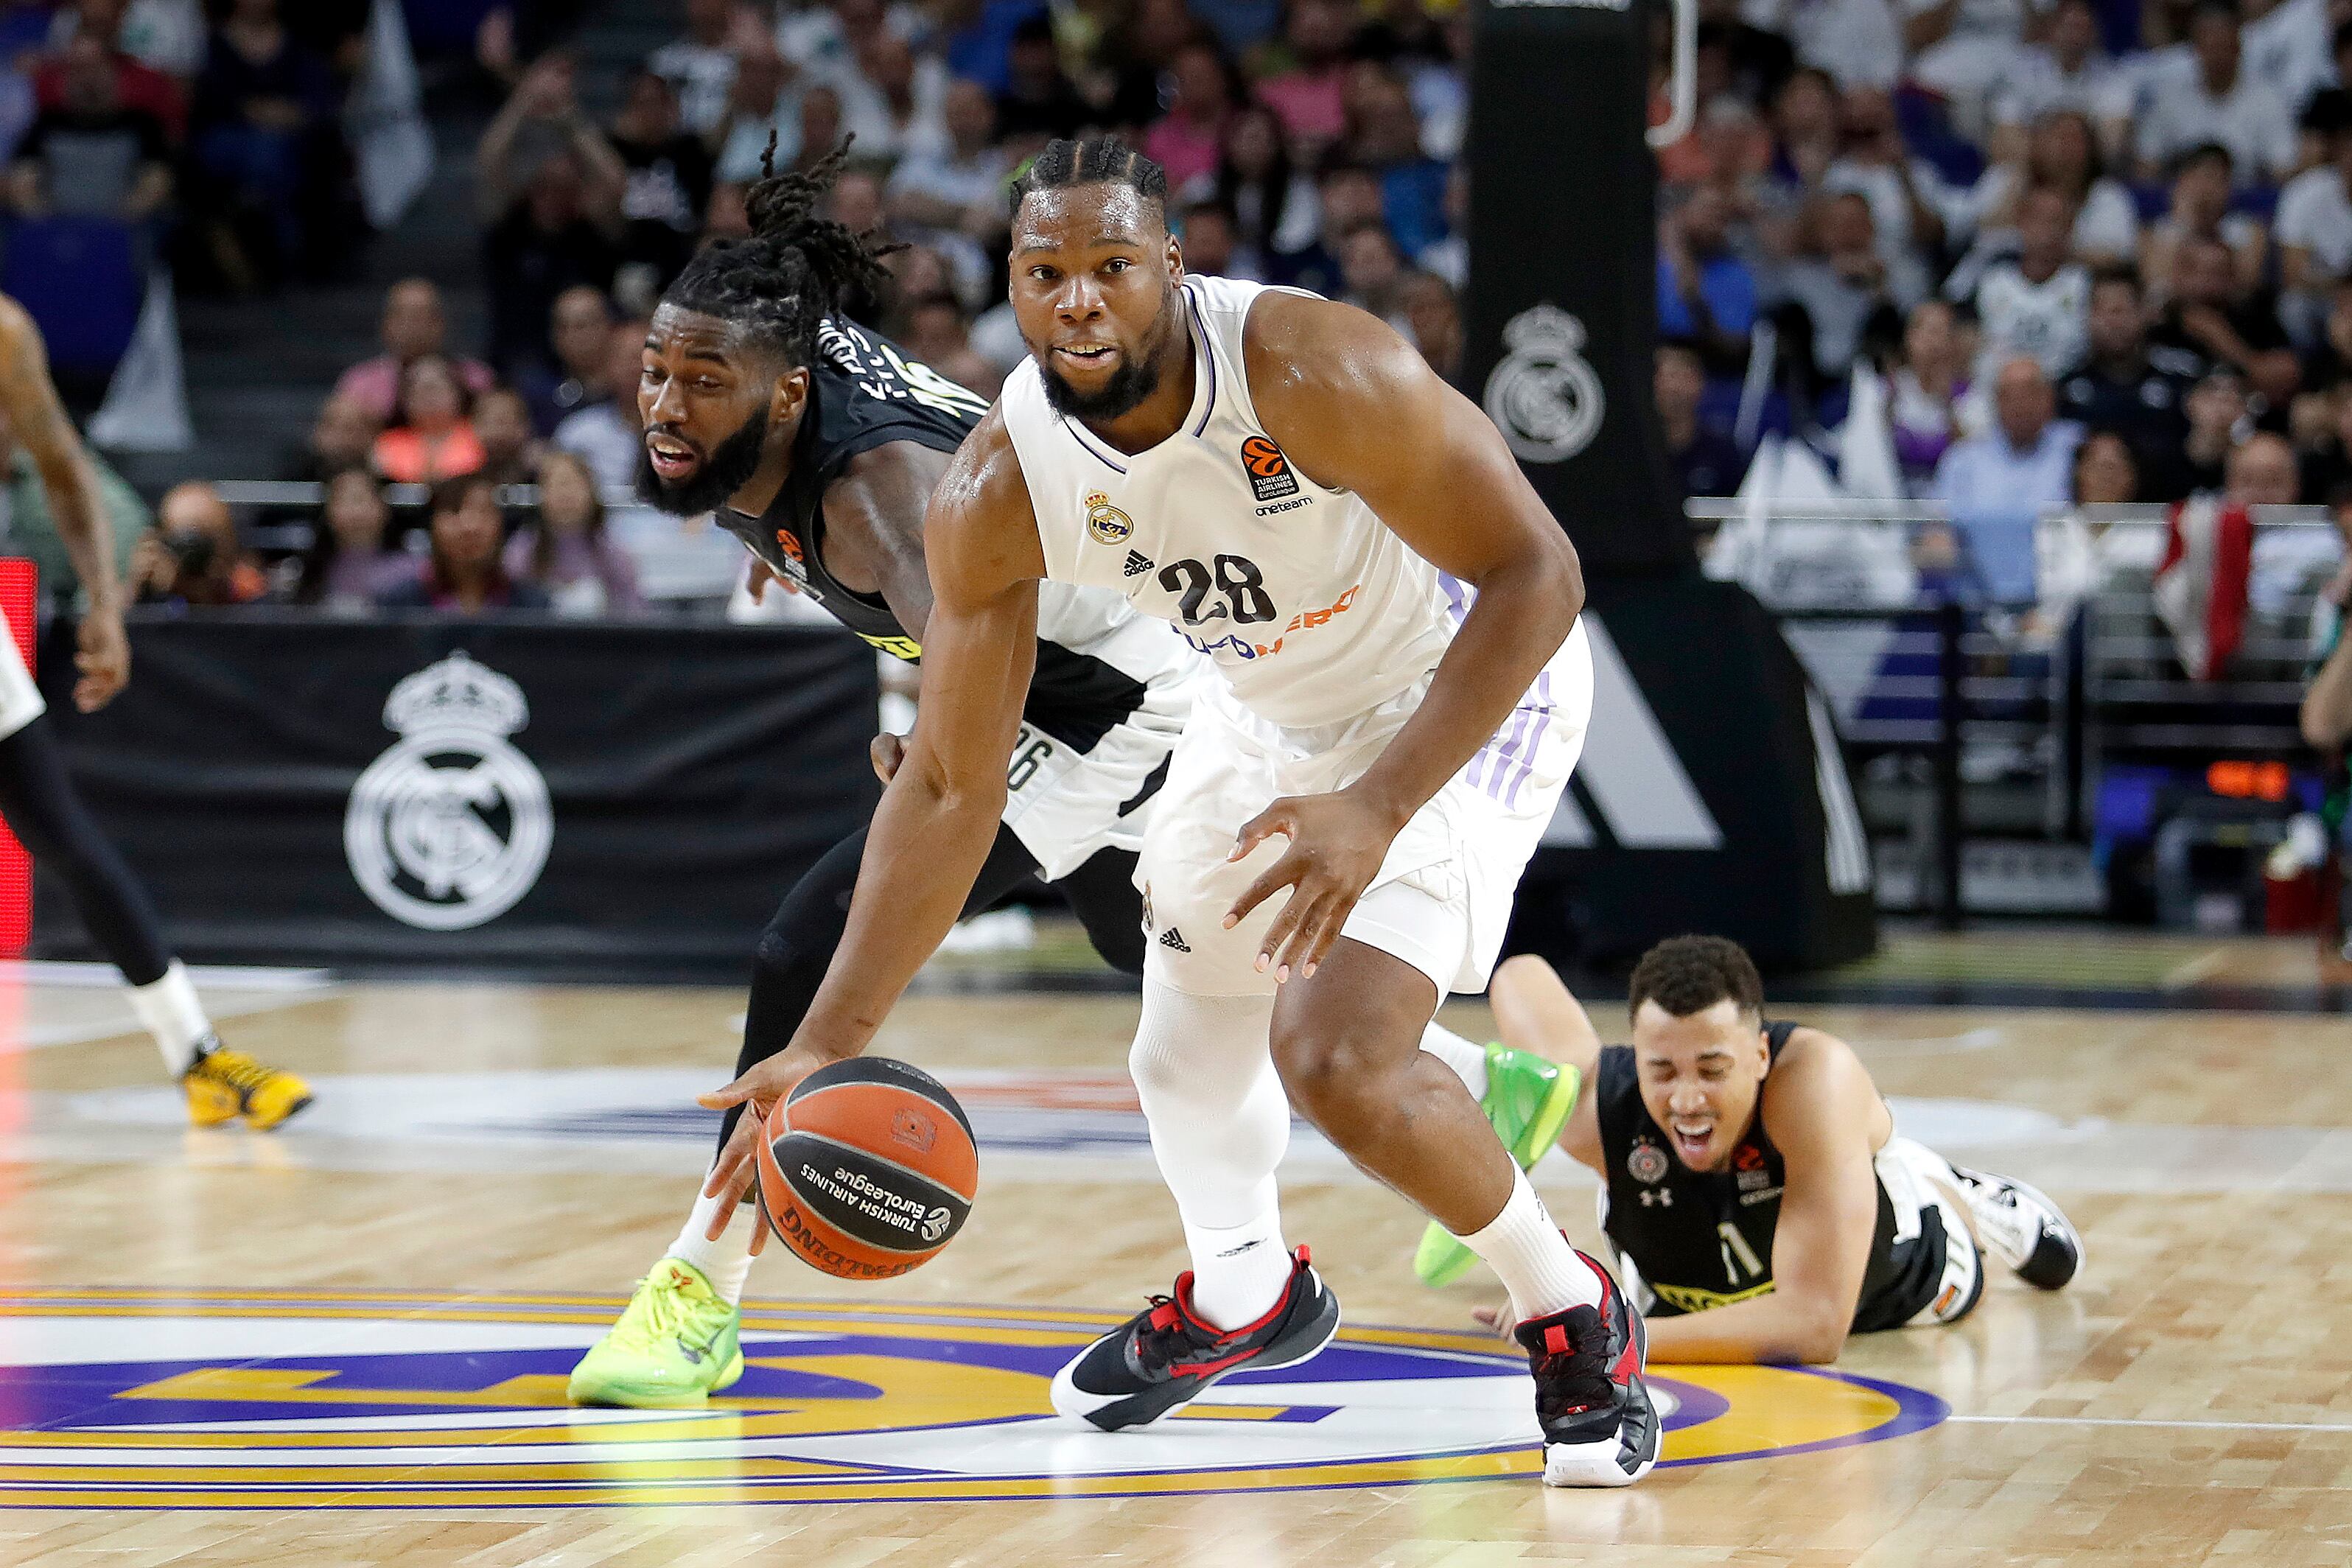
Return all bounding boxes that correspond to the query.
[0,934,2346,1566]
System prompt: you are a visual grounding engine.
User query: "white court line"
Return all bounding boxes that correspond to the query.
[1947,1415,2352,1433]
[0,960,332,990]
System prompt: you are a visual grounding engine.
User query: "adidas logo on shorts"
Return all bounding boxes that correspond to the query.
[1123,550,1155,578]
[1157,926,1191,953]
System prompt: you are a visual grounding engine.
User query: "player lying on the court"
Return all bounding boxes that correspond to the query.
[565,145,1208,1409]
[699,136,1657,1488]
[0,298,307,1127]
[1427,937,2082,1363]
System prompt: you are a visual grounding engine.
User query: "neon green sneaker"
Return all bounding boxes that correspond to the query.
[567,1259,746,1408]
[1414,1045,1583,1289]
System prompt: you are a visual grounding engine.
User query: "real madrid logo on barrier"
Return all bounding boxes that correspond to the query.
[1482,302,1606,463]
[343,651,553,931]
[0,1289,1947,1508]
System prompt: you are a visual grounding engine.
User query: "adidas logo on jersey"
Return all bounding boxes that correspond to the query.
[1156,926,1191,953]
[1123,550,1154,578]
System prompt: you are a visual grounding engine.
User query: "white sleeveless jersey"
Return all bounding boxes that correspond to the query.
[1001,275,1458,730]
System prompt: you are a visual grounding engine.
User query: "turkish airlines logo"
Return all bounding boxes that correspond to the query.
[1240,435,1300,503]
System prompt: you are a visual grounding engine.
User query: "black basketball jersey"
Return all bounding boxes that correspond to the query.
[716,318,1155,752]
[1595,1022,1946,1332]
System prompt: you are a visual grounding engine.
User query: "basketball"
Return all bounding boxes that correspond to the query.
[754,1057,979,1279]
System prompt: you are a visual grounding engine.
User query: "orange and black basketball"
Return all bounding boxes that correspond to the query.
[754,1057,978,1280]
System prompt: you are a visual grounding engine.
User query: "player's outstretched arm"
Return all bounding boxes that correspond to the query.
[1642,1031,1884,1365]
[1224,293,1584,979]
[698,412,1044,1231]
[0,298,127,710]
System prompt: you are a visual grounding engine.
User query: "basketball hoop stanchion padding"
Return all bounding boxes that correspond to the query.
[1465,0,1876,970]
[0,561,32,959]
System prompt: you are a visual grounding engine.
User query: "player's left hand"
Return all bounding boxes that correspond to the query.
[1223,787,1402,982]
[696,1043,851,1255]
[72,603,129,712]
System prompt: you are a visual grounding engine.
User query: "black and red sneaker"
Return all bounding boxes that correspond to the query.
[1050,1246,1341,1431]
[1513,1249,1659,1488]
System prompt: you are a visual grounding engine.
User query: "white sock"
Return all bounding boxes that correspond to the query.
[126,962,212,1076]
[1457,1166,1599,1323]
[667,1176,755,1306]
[1421,1019,1489,1101]
[1183,1207,1294,1331]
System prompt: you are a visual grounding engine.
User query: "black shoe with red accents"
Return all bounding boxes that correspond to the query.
[1050,1247,1340,1431]
[1513,1250,1659,1488]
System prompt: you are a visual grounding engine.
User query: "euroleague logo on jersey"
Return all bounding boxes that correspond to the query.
[1084,491,1133,545]
[1240,435,1301,503]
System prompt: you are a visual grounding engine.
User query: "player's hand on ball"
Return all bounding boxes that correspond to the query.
[1223,787,1402,981]
[72,603,130,712]
[698,1044,844,1253]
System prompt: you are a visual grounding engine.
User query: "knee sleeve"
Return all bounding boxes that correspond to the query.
[1128,980,1288,1229]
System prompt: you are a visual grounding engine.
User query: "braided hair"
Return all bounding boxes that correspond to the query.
[1010,136,1168,223]
[662,139,897,367]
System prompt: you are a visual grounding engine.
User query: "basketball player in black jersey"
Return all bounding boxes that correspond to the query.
[1452,937,2081,1364]
[567,147,1200,1408]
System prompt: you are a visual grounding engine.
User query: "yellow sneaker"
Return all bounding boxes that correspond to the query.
[568,1259,746,1409]
[181,1038,312,1130]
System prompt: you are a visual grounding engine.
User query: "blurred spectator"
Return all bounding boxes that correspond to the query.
[2298,485,2352,763]
[2149,233,2299,410]
[1889,298,1973,489]
[1966,184,2090,379]
[1345,63,1446,260]
[132,482,266,606]
[1989,0,2129,145]
[2073,425,2141,503]
[333,280,497,425]
[7,34,171,225]
[1276,153,1383,296]
[1256,0,1354,150]
[608,67,713,311]
[1205,102,1319,273]
[503,449,643,617]
[2177,368,2251,495]
[900,292,1003,397]
[554,319,652,494]
[1965,109,2138,267]
[887,78,1012,291]
[480,55,625,372]
[51,0,207,81]
[1754,0,1902,92]
[1397,269,1462,381]
[2277,120,2352,332]
[1765,66,1840,215]
[1659,186,1759,366]
[1102,0,1196,134]
[2132,1,2295,184]
[1899,0,2037,135]
[374,356,486,486]
[0,403,143,612]
[2057,267,2199,486]
[1177,197,1256,281]
[32,3,184,139]
[1334,219,1407,331]
[2296,380,2352,499]
[1695,0,1798,105]
[2230,427,2303,506]
[779,0,920,84]
[475,385,543,488]
[995,14,1088,142]
[2034,425,2143,627]
[287,467,407,609]
[514,284,616,435]
[1657,340,1749,498]
[648,0,744,138]
[712,41,799,183]
[1931,357,2082,602]
[2303,276,2352,390]
[1784,190,1925,376]
[283,393,381,486]
[2141,144,2267,300]
[190,0,339,283]
[1824,85,1953,266]
[376,473,551,614]
[1147,38,1238,190]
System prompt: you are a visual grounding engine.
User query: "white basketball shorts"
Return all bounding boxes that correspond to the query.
[1138,620,1592,998]
[0,605,44,743]
[999,659,1206,882]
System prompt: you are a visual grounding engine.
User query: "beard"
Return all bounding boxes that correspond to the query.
[1037,293,1181,422]
[635,409,774,517]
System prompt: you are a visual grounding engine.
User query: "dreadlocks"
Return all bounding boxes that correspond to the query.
[1011,136,1169,222]
[662,139,898,367]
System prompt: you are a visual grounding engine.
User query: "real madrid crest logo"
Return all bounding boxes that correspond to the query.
[1084,490,1133,545]
[343,652,553,931]
[1481,303,1606,464]
[1628,1138,1671,1186]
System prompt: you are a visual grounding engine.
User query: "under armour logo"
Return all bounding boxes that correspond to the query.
[1157,926,1191,953]
[1639,1189,1673,1208]
[1123,549,1154,578]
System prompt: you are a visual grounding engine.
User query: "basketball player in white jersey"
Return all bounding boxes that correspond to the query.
[700,137,1656,1487]
[0,295,309,1125]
